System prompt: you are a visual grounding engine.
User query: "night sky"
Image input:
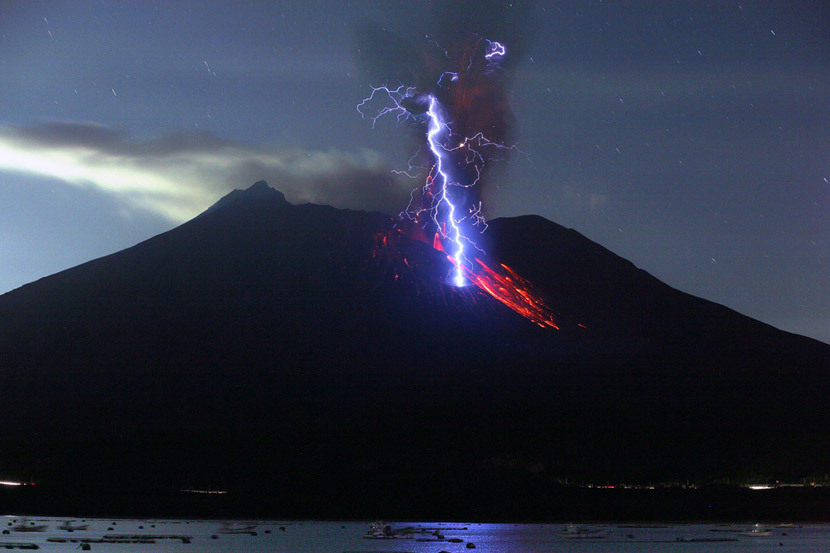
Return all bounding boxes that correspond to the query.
[0,1,827,343]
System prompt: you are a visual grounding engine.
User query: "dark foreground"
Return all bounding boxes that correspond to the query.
[2,483,828,522]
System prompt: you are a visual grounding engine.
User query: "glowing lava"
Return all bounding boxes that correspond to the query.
[466,260,558,329]
[432,232,558,329]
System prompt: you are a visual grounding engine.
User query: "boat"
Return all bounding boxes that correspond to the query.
[364,521,414,539]
[58,520,89,531]
[217,523,258,535]
[739,523,772,537]
[563,523,605,539]
[12,519,47,532]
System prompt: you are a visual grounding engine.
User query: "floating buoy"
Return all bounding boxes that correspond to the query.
[80,544,91,551]
[466,543,476,549]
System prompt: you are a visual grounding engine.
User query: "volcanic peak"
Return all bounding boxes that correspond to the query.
[201,179,288,216]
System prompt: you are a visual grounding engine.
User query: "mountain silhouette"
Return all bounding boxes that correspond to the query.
[0,181,827,518]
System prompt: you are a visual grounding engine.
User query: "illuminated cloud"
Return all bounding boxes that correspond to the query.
[0,122,411,221]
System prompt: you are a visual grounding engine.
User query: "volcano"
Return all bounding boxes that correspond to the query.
[1,181,827,518]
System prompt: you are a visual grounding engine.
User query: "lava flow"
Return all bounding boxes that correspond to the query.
[432,233,558,329]
[464,261,559,329]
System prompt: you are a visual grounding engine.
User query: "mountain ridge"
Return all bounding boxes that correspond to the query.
[0,181,827,516]
[5,180,825,350]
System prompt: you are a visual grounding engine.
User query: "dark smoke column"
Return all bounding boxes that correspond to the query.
[353,0,534,210]
[357,38,514,286]
[354,2,534,284]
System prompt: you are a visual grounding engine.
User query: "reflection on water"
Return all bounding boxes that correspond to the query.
[1,516,828,552]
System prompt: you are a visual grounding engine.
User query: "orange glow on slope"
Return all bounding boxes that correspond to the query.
[433,232,444,252]
[373,227,559,330]
[436,233,558,329]
[465,258,559,329]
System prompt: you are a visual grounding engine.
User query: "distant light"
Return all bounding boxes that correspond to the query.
[0,481,22,486]
[748,485,772,490]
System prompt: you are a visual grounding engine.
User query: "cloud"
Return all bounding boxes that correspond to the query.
[0,121,412,221]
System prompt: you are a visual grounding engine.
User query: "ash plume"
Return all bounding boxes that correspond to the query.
[353,0,536,206]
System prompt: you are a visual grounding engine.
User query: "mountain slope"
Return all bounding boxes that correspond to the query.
[0,181,827,515]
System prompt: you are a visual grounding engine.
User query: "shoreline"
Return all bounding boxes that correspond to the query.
[3,485,829,523]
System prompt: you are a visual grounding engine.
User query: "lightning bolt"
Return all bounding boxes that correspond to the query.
[484,40,506,60]
[425,95,467,286]
[357,39,517,287]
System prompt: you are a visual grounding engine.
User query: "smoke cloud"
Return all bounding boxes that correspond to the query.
[353,0,536,213]
[354,2,534,142]
[0,122,412,221]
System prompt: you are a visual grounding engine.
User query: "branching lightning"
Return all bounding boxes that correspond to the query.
[356,41,517,287]
[425,95,466,286]
[484,39,506,60]
[358,37,559,329]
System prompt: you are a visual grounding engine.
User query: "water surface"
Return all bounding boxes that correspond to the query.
[2,517,828,552]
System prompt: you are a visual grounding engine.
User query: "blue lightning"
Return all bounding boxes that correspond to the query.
[358,39,517,287]
[424,95,467,287]
[484,40,506,60]
[356,84,419,128]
